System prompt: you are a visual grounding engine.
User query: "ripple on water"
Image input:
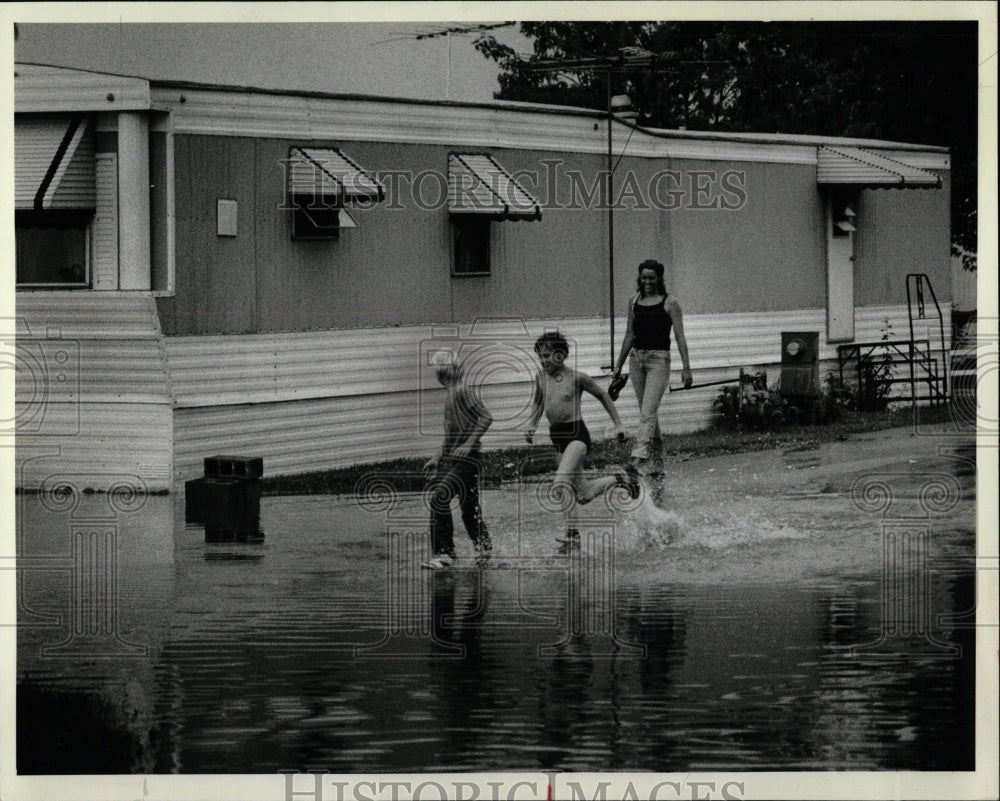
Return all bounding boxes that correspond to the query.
[15,481,977,774]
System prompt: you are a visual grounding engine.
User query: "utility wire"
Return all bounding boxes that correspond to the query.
[376,22,515,44]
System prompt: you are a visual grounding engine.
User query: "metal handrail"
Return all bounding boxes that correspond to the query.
[906,273,948,405]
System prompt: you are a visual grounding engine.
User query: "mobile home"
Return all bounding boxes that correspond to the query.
[12,64,952,491]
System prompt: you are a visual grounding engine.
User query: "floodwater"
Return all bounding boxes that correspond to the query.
[16,424,977,774]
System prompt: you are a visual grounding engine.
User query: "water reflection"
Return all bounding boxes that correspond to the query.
[184,475,265,544]
[15,475,977,773]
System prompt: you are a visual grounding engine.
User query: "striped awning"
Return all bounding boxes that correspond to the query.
[817,146,941,188]
[287,147,384,202]
[15,115,96,210]
[448,153,541,220]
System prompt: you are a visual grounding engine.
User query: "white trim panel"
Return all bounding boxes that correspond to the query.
[15,63,152,113]
[159,88,950,169]
[92,153,119,290]
[15,65,949,169]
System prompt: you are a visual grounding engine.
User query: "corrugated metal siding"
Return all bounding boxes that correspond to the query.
[670,160,826,315]
[14,292,173,491]
[92,153,119,290]
[174,394,422,480]
[168,305,947,480]
[164,325,425,406]
[854,182,952,307]
[13,339,168,405]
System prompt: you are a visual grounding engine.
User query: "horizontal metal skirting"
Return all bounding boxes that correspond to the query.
[169,304,950,481]
[16,402,173,491]
[14,291,174,491]
[164,305,947,407]
[14,340,170,404]
[173,385,717,482]
[13,292,162,338]
[12,293,951,488]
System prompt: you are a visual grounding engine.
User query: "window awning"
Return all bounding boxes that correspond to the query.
[15,115,96,210]
[287,147,384,203]
[816,146,941,188]
[448,154,541,220]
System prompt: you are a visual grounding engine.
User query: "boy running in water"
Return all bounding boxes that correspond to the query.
[422,349,493,569]
[525,331,640,552]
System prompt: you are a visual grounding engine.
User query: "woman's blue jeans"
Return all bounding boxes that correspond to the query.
[629,349,670,460]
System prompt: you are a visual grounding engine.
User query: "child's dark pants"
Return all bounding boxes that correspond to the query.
[428,454,489,557]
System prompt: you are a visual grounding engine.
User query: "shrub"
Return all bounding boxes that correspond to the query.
[856,317,896,411]
[714,370,786,427]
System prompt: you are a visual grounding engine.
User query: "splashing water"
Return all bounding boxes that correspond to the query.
[680,517,809,550]
[612,476,810,554]
[615,493,686,552]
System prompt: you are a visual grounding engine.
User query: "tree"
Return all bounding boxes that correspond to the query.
[476,22,978,269]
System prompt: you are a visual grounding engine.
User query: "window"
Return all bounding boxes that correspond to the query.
[15,114,96,287]
[285,147,382,241]
[452,216,491,275]
[290,194,358,241]
[16,210,91,287]
[446,153,541,277]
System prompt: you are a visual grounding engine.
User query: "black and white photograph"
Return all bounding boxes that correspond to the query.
[3,4,997,801]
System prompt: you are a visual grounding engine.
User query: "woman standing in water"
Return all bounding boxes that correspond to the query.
[610,259,693,474]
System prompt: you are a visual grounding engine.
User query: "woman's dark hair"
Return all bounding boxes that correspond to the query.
[636,259,667,297]
[534,330,570,356]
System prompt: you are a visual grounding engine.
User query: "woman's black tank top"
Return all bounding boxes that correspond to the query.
[633,295,672,350]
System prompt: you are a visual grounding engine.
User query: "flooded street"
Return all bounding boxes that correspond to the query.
[16,424,977,774]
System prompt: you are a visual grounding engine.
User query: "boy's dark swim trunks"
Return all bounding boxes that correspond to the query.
[549,420,592,453]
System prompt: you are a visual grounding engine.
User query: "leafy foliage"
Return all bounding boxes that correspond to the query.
[476,22,978,268]
[856,318,898,411]
[713,370,787,427]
